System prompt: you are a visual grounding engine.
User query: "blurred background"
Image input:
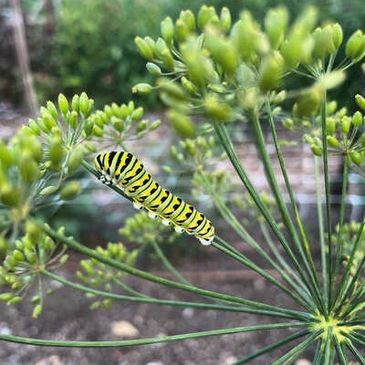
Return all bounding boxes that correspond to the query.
[1,0,365,114]
[1,1,365,364]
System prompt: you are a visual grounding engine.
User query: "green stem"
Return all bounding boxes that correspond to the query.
[112,277,152,298]
[43,224,310,320]
[42,270,282,316]
[213,121,323,312]
[345,339,365,364]
[151,240,190,285]
[206,174,311,304]
[232,330,310,365]
[259,222,306,293]
[266,100,315,264]
[334,337,349,365]
[332,157,350,311]
[271,330,322,365]
[314,156,328,304]
[213,239,313,310]
[320,92,334,309]
[0,322,306,348]
[333,218,365,315]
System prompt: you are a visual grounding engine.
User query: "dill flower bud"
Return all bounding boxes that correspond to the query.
[134,36,155,60]
[60,181,81,200]
[168,111,196,138]
[204,96,233,122]
[264,7,289,49]
[345,30,365,62]
[58,93,69,115]
[352,111,363,128]
[220,7,231,33]
[180,10,195,32]
[350,151,364,165]
[327,135,340,148]
[198,5,219,30]
[258,51,284,91]
[132,83,153,95]
[146,63,161,76]
[355,94,365,111]
[161,17,174,46]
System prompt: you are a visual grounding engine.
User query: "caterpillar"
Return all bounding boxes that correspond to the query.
[94,151,215,245]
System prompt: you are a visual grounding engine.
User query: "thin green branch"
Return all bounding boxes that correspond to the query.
[151,240,190,285]
[43,224,311,320]
[204,173,312,304]
[0,322,306,348]
[314,156,328,303]
[320,92,334,310]
[333,217,365,315]
[334,336,350,365]
[213,121,324,313]
[42,270,285,316]
[345,339,365,365]
[213,239,313,310]
[232,330,310,365]
[271,330,321,365]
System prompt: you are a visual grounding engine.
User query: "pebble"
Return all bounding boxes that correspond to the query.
[110,320,139,338]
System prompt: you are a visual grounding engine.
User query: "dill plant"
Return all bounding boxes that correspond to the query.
[1,4,365,364]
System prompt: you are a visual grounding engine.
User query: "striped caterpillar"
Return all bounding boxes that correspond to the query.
[94,151,215,245]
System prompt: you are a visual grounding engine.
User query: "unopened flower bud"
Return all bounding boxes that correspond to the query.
[220,7,231,33]
[168,111,196,138]
[60,181,81,200]
[350,150,364,165]
[175,18,189,43]
[71,95,79,112]
[294,89,321,117]
[326,117,336,135]
[39,185,58,196]
[161,48,175,71]
[0,184,20,206]
[258,51,284,91]
[352,111,363,127]
[28,119,41,135]
[132,83,153,95]
[32,304,43,319]
[180,10,195,32]
[146,63,161,76]
[311,144,323,156]
[161,17,174,45]
[58,93,69,115]
[134,36,155,60]
[264,6,289,49]
[283,118,294,129]
[68,148,84,173]
[131,107,144,121]
[204,96,233,122]
[198,5,218,30]
[327,135,340,148]
[341,116,351,135]
[345,30,365,61]
[47,101,58,121]
[136,120,148,134]
[355,94,365,111]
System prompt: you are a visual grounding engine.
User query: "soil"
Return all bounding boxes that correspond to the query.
[0,245,316,365]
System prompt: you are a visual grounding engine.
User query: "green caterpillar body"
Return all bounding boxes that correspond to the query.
[94,151,215,245]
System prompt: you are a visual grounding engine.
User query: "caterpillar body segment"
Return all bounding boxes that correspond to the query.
[94,151,215,245]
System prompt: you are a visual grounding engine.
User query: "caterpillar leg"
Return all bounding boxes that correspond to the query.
[198,236,214,246]
[133,201,143,210]
[147,210,158,219]
[161,218,171,226]
[173,225,184,233]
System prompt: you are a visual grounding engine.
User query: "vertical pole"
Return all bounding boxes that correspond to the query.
[9,0,38,116]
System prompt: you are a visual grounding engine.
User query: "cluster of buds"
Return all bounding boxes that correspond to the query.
[333,221,365,277]
[88,101,160,146]
[168,135,218,171]
[133,5,365,129]
[233,191,278,224]
[76,243,138,309]
[192,169,231,198]
[118,211,176,246]
[0,222,68,318]
[0,127,43,213]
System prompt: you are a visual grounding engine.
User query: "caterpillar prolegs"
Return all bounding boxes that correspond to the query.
[94,151,215,245]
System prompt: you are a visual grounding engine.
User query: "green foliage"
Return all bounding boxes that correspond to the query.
[2,3,365,364]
